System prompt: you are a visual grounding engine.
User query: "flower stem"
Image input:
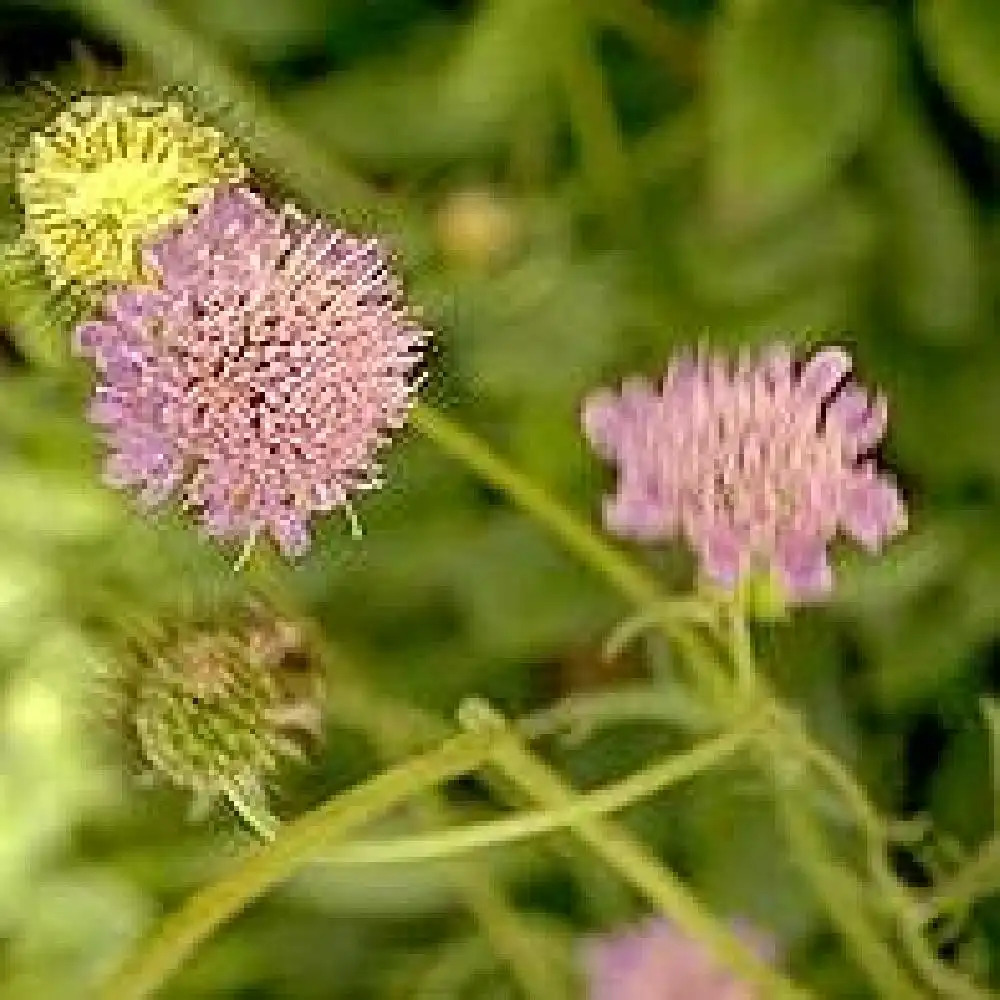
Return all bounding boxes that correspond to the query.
[774,792,926,1000]
[320,658,573,999]
[729,613,991,1000]
[99,729,492,1000]
[411,404,682,613]
[460,699,815,1000]
[927,832,1000,928]
[317,723,755,865]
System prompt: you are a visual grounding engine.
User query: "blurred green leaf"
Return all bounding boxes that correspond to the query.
[0,240,80,371]
[676,186,876,308]
[442,0,559,143]
[859,532,1000,708]
[0,461,117,543]
[832,523,961,617]
[449,252,624,400]
[166,0,329,62]
[932,719,994,845]
[706,0,890,230]
[680,775,821,945]
[870,96,982,343]
[918,0,1000,138]
[281,36,463,171]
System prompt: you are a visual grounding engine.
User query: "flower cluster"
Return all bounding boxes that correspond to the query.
[584,918,775,1000]
[75,185,427,557]
[583,344,907,600]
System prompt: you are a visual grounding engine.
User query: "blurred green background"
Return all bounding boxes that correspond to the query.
[0,0,998,996]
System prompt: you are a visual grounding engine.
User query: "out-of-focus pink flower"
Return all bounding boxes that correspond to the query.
[584,917,775,1000]
[582,344,907,600]
[75,186,428,557]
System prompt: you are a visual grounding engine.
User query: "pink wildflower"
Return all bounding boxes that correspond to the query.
[75,186,427,557]
[582,344,907,599]
[584,918,775,1000]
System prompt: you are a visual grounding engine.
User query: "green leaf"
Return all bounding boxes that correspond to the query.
[447,253,623,399]
[706,0,890,230]
[918,0,1000,137]
[931,720,994,844]
[441,0,559,142]
[870,98,982,343]
[680,774,821,945]
[860,537,1000,708]
[166,0,329,62]
[676,186,876,308]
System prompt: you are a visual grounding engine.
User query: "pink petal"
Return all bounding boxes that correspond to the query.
[603,486,673,541]
[698,526,746,588]
[774,533,833,598]
[797,347,852,404]
[841,470,906,550]
[827,387,887,456]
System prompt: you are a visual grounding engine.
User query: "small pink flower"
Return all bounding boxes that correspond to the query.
[584,918,775,1000]
[75,186,428,557]
[582,344,907,600]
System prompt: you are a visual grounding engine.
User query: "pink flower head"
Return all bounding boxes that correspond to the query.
[584,918,775,1000]
[75,186,428,557]
[582,344,907,599]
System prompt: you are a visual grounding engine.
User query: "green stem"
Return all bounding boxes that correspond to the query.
[462,700,814,1000]
[321,660,572,999]
[730,614,991,1000]
[775,792,925,1000]
[929,832,1000,925]
[99,729,492,1000]
[318,723,754,865]
[411,405,683,614]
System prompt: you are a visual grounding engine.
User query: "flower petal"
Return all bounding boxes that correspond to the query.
[774,533,833,598]
[797,347,851,404]
[828,387,887,456]
[698,526,746,588]
[841,470,907,550]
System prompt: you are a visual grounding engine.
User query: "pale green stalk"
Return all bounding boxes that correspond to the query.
[318,661,572,1000]
[774,791,925,1000]
[729,613,993,1000]
[318,722,755,865]
[461,699,815,1000]
[99,729,493,1000]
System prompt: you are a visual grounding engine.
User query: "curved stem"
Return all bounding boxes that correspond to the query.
[316,722,755,866]
[774,792,925,1000]
[464,700,814,1000]
[730,614,992,1000]
[410,404,707,624]
[99,730,492,1000]
[929,833,1000,924]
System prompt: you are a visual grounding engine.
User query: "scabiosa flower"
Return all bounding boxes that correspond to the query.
[582,344,907,600]
[16,93,245,289]
[584,918,775,1000]
[75,185,428,558]
[104,607,323,835]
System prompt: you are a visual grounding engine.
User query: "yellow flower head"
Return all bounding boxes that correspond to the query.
[16,92,245,288]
